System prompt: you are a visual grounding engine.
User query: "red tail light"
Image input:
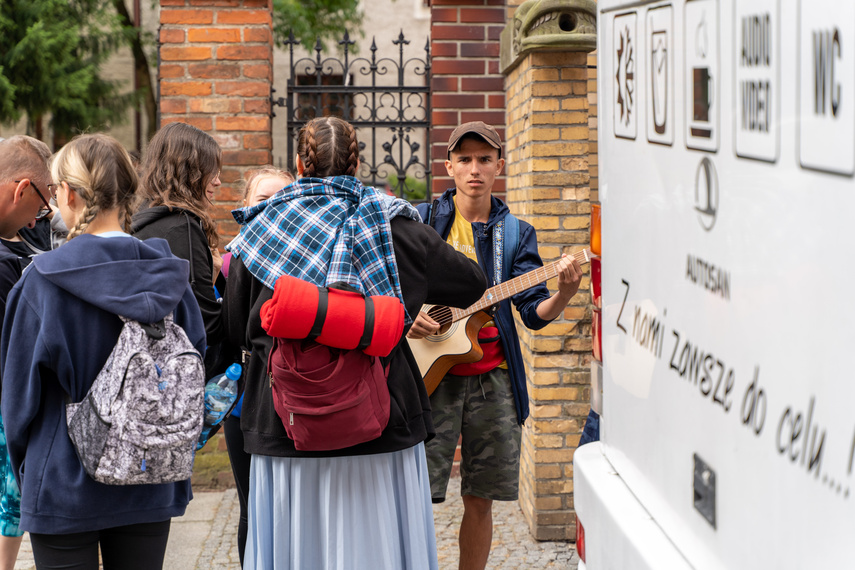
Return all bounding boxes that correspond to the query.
[576,515,586,563]
[592,307,602,362]
[590,256,601,309]
[590,204,601,257]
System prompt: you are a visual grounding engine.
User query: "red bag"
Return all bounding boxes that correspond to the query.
[449,326,506,376]
[268,339,391,451]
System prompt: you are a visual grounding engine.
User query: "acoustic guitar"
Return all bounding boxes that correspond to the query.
[408,249,592,395]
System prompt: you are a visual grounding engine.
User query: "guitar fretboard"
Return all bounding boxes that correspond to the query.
[430,249,592,326]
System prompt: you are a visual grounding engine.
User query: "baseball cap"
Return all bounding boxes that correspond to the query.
[447,121,502,158]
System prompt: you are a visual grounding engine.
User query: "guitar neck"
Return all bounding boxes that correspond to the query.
[449,248,591,322]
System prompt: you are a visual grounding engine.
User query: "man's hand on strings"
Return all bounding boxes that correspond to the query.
[555,254,583,300]
[406,311,441,340]
[536,253,584,322]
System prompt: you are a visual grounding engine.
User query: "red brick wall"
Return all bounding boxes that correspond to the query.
[158,0,273,241]
[430,0,507,200]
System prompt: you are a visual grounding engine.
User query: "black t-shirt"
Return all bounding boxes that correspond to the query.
[0,220,52,269]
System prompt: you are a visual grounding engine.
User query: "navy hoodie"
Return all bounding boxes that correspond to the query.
[0,234,206,534]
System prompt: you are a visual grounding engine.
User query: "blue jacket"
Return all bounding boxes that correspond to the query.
[0,234,206,534]
[418,189,552,424]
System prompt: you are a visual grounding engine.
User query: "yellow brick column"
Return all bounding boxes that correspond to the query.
[500,0,596,541]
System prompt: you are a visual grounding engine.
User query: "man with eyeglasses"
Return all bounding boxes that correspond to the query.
[0,134,51,569]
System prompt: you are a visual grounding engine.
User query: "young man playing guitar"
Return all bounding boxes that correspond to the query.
[407,121,583,570]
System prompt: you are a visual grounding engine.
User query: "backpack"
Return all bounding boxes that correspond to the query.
[268,338,390,451]
[65,313,205,485]
[261,277,402,451]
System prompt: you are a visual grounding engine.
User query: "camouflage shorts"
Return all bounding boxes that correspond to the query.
[425,368,521,502]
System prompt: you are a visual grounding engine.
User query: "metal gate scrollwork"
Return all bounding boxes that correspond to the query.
[272,30,431,201]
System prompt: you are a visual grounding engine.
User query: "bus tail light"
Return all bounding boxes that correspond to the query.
[591,205,602,362]
[590,203,601,257]
[576,515,587,563]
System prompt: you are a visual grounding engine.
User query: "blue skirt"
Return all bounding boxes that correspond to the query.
[245,442,438,570]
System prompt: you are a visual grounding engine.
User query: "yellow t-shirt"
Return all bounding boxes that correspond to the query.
[447,197,507,369]
[447,198,479,264]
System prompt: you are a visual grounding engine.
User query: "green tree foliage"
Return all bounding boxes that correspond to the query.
[273,0,364,50]
[0,0,136,143]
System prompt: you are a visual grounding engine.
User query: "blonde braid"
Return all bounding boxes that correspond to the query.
[67,199,100,241]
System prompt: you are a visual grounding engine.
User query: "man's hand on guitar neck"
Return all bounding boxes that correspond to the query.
[406,311,441,340]
[535,253,583,322]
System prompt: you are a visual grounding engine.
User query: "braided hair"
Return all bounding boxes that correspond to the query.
[296,117,360,179]
[50,134,138,240]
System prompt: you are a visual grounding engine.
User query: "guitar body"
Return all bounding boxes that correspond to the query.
[407,308,494,396]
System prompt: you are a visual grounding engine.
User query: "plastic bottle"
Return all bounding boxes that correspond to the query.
[197,363,241,450]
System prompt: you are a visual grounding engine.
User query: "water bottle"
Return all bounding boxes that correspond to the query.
[197,363,241,450]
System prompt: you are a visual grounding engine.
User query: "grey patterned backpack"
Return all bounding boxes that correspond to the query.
[66,313,204,485]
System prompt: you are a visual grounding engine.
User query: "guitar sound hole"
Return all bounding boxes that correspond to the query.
[427,306,453,335]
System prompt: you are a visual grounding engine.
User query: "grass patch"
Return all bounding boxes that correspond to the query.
[192,433,235,490]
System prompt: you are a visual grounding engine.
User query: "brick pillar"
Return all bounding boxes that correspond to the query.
[430,1,507,200]
[158,0,273,241]
[501,0,596,541]
[588,51,598,200]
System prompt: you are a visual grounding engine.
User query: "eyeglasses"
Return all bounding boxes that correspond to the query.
[14,180,52,220]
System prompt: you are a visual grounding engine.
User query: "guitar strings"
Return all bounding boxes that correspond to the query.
[424,250,590,327]
[429,306,455,326]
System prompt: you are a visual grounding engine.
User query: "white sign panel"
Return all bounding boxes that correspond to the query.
[799,0,855,175]
[592,2,855,568]
[685,0,720,151]
[734,0,779,162]
[647,5,674,145]
[614,12,638,140]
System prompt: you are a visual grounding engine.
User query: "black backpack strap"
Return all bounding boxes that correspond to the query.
[140,319,167,340]
[308,286,329,340]
[184,212,196,291]
[357,295,375,351]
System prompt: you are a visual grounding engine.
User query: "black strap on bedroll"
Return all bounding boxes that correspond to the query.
[308,282,376,350]
[308,287,329,340]
[357,295,375,351]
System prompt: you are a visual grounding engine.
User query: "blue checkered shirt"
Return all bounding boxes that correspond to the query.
[227,176,420,322]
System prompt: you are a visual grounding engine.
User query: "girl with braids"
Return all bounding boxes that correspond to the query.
[131,122,226,376]
[0,134,205,569]
[224,116,486,569]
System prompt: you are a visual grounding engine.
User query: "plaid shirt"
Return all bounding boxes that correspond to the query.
[228,176,420,321]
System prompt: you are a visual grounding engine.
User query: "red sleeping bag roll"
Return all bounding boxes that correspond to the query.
[260,274,405,357]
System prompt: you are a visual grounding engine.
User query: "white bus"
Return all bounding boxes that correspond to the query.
[574,1,854,567]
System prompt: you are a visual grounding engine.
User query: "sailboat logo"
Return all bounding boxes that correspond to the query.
[694,157,718,231]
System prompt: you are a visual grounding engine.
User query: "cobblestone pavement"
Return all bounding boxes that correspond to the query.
[14,476,578,569]
[435,476,579,570]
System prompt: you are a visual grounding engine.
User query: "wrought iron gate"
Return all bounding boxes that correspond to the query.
[272,31,431,201]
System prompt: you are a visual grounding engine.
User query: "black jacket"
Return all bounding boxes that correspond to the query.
[224,216,487,457]
[131,206,223,349]
[0,244,21,338]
